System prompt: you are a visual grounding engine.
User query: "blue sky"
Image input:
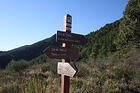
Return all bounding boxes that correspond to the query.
[0,0,128,51]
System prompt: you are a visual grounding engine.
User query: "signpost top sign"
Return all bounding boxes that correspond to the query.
[56,31,87,45]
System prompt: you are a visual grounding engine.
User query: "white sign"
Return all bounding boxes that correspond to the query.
[57,62,77,77]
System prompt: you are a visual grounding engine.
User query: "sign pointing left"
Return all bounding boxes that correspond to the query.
[43,46,79,60]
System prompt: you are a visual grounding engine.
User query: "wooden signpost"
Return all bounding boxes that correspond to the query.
[44,14,87,93]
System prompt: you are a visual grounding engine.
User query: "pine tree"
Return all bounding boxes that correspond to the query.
[116,0,140,49]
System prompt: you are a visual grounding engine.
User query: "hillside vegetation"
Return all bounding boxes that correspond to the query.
[0,49,140,93]
[80,0,140,61]
[0,0,140,93]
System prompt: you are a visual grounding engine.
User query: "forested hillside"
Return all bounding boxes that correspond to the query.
[80,0,140,61]
[80,20,120,61]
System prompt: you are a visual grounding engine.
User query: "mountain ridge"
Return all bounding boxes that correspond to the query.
[0,34,60,68]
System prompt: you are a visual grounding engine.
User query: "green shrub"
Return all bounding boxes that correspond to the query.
[41,64,48,72]
[6,60,29,72]
[102,79,127,93]
[0,83,22,93]
[112,64,136,81]
[70,78,83,89]
[25,78,47,93]
[76,63,91,78]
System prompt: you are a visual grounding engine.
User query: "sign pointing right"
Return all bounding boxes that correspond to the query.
[57,62,78,77]
[56,31,87,45]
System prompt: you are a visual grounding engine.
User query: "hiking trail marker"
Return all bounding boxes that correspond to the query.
[44,46,79,60]
[44,14,87,93]
[57,31,87,45]
[57,62,78,77]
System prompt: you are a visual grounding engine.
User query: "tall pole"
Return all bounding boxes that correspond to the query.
[61,14,72,93]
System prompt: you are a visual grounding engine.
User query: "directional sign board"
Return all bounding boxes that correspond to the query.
[56,31,87,45]
[57,62,78,77]
[43,46,79,60]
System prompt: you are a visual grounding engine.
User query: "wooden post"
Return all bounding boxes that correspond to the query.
[61,14,72,93]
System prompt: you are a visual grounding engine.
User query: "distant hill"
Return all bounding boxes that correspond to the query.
[0,51,3,54]
[0,34,60,68]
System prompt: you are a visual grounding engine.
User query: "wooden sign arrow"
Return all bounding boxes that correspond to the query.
[56,31,87,45]
[57,62,78,77]
[43,46,79,60]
